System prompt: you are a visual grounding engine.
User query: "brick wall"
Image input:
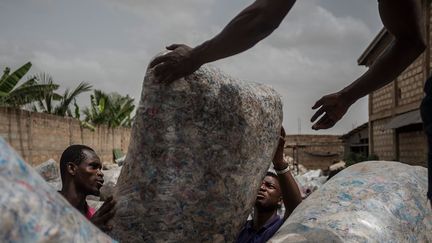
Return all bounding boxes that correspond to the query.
[367,3,429,162]
[371,83,393,115]
[369,56,426,163]
[396,54,425,107]
[284,135,344,170]
[430,1,432,72]
[398,130,427,166]
[0,107,131,166]
[371,118,395,161]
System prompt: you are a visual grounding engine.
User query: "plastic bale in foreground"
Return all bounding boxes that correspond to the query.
[0,137,115,243]
[269,161,432,243]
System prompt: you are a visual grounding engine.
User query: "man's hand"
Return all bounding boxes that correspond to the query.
[311,92,352,130]
[149,44,202,84]
[91,196,116,232]
[273,127,286,169]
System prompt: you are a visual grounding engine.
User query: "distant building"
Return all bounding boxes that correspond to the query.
[284,135,343,170]
[357,1,429,166]
[340,123,369,159]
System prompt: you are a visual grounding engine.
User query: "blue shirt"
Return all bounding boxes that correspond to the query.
[236,214,284,243]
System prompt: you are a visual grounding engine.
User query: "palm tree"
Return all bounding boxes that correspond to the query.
[31,73,62,114]
[54,81,92,117]
[0,62,58,107]
[83,89,110,125]
[32,72,92,117]
[107,92,135,127]
[83,90,135,128]
[73,100,96,131]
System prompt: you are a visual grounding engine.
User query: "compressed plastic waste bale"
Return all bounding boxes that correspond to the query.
[46,178,62,191]
[110,63,283,242]
[0,137,115,243]
[269,161,432,242]
[99,166,122,201]
[294,169,327,198]
[34,158,59,181]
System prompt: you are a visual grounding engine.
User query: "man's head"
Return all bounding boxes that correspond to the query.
[60,145,104,196]
[255,172,282,212]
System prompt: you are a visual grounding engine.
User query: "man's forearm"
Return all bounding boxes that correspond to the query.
[340,38,425,104]
[273,162,302,219]
[340,0,425,105]
[278,171,302,219]
[191,0,296,66]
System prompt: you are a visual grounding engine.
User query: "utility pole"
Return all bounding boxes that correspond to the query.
[297,117,301,134]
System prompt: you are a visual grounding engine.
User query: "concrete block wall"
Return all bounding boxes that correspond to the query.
[0,107,131,166]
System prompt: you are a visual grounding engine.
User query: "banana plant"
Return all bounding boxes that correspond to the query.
[32,72,92,117]
[83,90,135,128]
[0,62,58,107]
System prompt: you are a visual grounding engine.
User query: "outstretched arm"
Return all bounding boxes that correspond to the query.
[311,0,426,130]
[150,0,296,83]
[273,127,302,219]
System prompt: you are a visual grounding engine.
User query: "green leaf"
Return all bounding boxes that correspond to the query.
[0,62,32,93]
[73,99,80,119]
[0,67,11,84]
[5,83,58,107]
[54,81,92,116]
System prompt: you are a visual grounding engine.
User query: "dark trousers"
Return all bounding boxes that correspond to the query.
[421,76,432,200]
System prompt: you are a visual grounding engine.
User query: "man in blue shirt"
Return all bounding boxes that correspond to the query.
[236,128,302,243]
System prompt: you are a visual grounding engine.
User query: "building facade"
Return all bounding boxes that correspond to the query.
[358,0,430,166]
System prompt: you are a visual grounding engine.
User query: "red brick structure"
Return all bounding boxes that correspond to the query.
[0,107,131,166]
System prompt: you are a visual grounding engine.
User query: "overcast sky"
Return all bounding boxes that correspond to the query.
[0,0,382,135]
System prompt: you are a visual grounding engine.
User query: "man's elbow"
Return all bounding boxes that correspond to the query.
[411,34,427,55]
[415,38,427,55]
[244,0,295,41]
[253,15,283,39]
[399,34,427,56]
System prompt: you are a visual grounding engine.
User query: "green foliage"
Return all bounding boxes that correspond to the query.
[32,73,92,117]
[0,62,58,107]
[2,63,134,130]
[74,100,95,131]
[345,152,379,167]
[54,81,92,116]
[83,90,135,128]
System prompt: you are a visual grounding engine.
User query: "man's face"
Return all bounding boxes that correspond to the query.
[73,149,104,196]
[255,175,282,211]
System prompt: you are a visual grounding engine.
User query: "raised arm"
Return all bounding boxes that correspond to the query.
[149,0,296,83]
[273,127,302,219]
[311,0,426,130]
